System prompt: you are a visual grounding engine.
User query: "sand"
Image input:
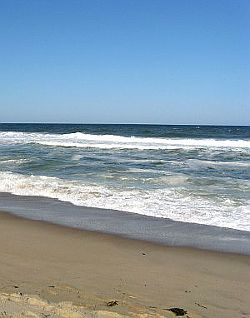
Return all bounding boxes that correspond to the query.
[0,211,249,318]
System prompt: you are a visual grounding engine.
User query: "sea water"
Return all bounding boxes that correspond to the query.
[0,123,249,231]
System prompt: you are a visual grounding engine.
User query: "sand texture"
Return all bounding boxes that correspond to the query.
[0,212,249,318]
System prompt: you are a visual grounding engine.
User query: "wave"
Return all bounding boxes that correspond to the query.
[0,159,29,164]
[0,131,250,150]
[188,159,250,169]
[0,171,249,231]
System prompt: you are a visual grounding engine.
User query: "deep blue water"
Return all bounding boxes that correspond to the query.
[0,123,249,139]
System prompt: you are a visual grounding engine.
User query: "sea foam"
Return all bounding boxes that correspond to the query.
[0,171,249,231]
[0,131,250,150]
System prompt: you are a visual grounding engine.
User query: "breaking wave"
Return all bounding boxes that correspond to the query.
[0,171,249,231]
[0,131,250,150]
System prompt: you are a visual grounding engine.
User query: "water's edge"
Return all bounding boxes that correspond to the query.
[0,192,250,255]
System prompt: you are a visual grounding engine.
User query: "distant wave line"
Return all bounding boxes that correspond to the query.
[0,131,250,150]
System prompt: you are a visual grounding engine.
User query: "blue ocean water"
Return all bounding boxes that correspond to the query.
[0,123,249,231]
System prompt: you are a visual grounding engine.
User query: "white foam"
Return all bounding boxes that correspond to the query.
[0,131,249,150]
[0,159,28,164]
[0,171,249,231]
[188,159,250,169]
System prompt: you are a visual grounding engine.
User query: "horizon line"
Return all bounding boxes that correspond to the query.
[0,122,249,127]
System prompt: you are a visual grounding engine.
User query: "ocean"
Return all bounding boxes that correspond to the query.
[0,123,249,232]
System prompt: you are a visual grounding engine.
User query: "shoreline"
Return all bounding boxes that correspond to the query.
[0,192,250,255]
[1,211,250,317]
[1,207,249,258]
[0,208,246,258]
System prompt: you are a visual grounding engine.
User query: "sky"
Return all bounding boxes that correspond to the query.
[0,0,249,125]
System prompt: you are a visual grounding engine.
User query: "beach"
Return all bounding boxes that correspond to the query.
[0,124,249,317]
[1,211,250,318]
[1,0,249,314]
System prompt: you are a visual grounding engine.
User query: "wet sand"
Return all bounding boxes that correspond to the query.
[0,211,250,318]
[1,192,250,255]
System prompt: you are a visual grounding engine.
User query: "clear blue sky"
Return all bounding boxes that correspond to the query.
[0,0,249,125]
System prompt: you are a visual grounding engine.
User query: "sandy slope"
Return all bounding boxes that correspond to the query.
[0,212,249,318]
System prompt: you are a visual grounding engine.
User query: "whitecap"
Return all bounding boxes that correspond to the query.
[0,131,249,150]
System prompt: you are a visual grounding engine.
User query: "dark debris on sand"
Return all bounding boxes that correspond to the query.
[107,300,118,307]
[165,307,187,316]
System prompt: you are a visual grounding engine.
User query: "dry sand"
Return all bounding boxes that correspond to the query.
[0,211,249,318]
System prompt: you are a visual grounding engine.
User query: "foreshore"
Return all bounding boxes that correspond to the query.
[0,211,250,318]
[1,192,250,255]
